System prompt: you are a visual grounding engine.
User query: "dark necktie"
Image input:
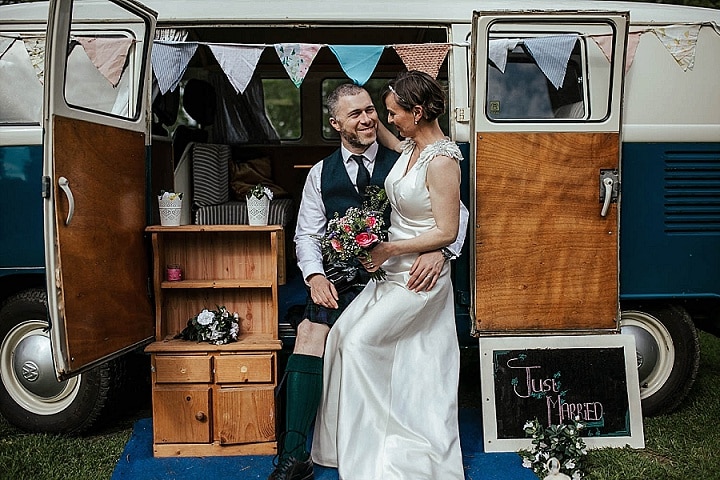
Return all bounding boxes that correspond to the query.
[351,155,370,195]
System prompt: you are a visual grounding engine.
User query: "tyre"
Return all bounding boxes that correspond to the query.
[0,288,119,434]
[620,303,700,417]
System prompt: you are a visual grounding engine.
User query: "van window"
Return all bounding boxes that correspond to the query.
[0,35,43,124]
[487,41,585,121]
[262,78,301,140]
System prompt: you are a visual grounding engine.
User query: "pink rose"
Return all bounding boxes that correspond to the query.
[355,232,379,248]
[366,216,377,228]
[331,238,343,252]
[343,224,352,233]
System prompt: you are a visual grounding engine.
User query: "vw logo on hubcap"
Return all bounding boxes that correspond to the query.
[22,361,40,382]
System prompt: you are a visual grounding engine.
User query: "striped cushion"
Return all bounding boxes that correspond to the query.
[195,198,294,226]
[192,143,230,207]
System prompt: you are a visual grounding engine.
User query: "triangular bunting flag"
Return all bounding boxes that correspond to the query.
[0,36,15,59]
[651,25,701,71]
[329,45,384,86]
[208,44,264,94]
[523,34,578,89]
[76,36,134,87]
[591,32,642,74]
[392,43,450,79]
[488,38,519,73]
[274,43,321,88]
[22,37,45,85]
[151,41,198,94]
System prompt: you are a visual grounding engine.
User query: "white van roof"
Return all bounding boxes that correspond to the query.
[2,0,719,26]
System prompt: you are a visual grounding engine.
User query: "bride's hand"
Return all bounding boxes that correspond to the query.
[361,242,391,272]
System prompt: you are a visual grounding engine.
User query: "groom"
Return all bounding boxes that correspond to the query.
[269,83,466,480]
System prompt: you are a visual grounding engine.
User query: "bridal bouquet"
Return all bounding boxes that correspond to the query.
[176,306,240,345]
[319,186,389,282]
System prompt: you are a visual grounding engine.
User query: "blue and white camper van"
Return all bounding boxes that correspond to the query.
[0,0,718,434]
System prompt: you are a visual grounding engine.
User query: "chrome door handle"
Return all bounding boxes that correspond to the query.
[58,176,75,225]
[600,177,613,217]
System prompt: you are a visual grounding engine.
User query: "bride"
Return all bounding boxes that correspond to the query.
[311,70,465,479]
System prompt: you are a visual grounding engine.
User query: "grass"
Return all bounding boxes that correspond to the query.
[1,331,719,480]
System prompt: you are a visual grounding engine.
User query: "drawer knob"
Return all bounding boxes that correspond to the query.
[195,411,207,422]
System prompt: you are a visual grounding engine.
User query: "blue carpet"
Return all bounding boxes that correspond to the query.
[111,409,536,480]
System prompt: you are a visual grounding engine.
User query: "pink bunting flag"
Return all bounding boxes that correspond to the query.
[76,36,134,87]
[591,32,642,74]
[392,44,451,79]
[274,43,322,88]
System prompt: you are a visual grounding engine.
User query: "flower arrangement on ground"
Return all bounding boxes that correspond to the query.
[318,185,389,282]
[176,306,240,345]
[518,418,587,480]
[247,183,274,200]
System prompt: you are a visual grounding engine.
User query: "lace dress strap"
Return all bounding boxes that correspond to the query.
[402,138,463,168]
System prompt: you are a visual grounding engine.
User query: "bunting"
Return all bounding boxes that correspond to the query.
[208,44,265,94]
[488,38,519,73]
[329,45,385,86]
[151,41,198,94]
[523,34,579,89]
[76,36,134,87]
[652,25,701,71]
[393,43,451,78]
[591,32,642,74]
[274,43,322,88]
[22,37,45,85]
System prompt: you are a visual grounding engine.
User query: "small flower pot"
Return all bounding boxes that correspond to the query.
[247,195,270,226]
[158,195,183,226]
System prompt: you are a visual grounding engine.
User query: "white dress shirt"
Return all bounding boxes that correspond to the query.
[294,142,469,282]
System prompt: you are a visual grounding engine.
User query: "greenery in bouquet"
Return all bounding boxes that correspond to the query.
[247,183,274,200]
[175,306,240,345]
[319,185,389,282]
[518,418,587,480]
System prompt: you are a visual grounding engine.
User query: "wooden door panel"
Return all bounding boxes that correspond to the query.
[474,131,618,332]
[53,115,154,367]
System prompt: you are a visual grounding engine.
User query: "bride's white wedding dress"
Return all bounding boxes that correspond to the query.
[311,138,465,480]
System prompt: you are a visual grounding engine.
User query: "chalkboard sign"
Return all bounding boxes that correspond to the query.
[479,334,644,452]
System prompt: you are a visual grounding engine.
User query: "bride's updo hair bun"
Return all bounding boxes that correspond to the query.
[382,70,446,121]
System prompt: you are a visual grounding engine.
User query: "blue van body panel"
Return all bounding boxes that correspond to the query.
[0,145,44,272]
[620,142,720,301]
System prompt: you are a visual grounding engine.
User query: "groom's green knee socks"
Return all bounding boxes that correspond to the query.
[282,353,323,461]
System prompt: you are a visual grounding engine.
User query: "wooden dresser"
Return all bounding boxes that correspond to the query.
[145,225,282,457]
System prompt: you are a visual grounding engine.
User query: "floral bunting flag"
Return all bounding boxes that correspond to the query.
[488,38,520,73]
[274,43,322,88]
[76,36,134,87]
[652,25,701,71]
[329,45,385,86]
[151,41,198,94]
[22,37,45,85]
[523,34,578,89]
[0,36,15,60]
[208,44,264,94]
[392,43,450,79]
[591,32,642,74]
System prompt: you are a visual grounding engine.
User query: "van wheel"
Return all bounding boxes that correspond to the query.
[0,288,118,434]
[620,304,699,417]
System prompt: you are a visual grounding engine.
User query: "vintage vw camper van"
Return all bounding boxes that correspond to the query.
[0,0,718,435]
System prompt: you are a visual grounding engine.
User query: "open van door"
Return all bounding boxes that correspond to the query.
[43,0,157,377]
[471,11,629,333]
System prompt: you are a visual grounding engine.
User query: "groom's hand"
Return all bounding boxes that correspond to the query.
[308,273,340,309]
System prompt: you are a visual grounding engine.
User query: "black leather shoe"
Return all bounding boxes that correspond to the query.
[267,455,314,480]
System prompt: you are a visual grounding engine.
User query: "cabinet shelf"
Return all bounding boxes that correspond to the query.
[160,280,274,289]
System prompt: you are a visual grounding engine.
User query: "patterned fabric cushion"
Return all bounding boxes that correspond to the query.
[192,143,230,207]
[194,198,294,226]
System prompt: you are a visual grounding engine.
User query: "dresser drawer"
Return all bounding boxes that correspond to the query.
[154,355,212,383]
[214,353,274,384]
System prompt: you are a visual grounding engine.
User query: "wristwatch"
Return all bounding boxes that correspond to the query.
[441,247,455,262]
